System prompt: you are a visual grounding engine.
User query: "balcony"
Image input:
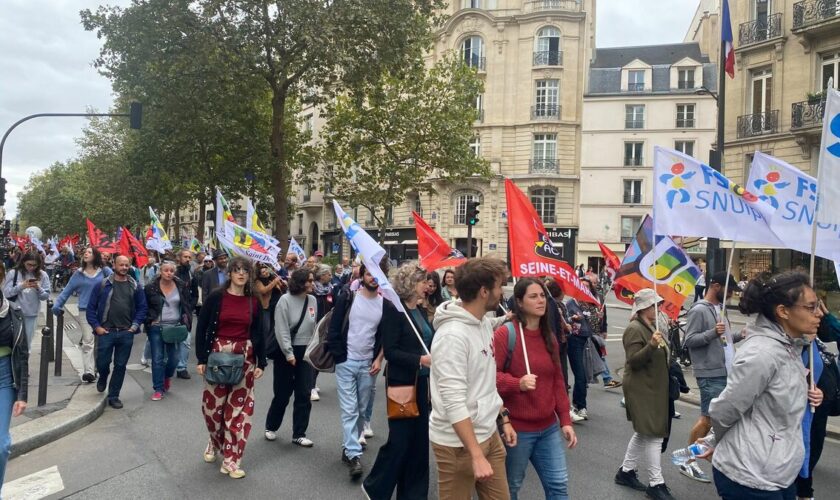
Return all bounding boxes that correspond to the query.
[791,98,826,130]
[525,0,581,12]
[464,55,486,71]
[736,110,780,139]
[793,0,840,31]
[624,156,643,167]
[676,118,695,128]
[626,82,645,92]
[529,158,559,174]
[533,50,563,66]
[738,13,783,46]
[531,105,561,121]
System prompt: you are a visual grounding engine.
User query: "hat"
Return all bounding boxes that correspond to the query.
[709,272,741,292]
[212,249,227,260]
[630,288,664,316]
[314,250,324,257]
[203,255,213,262]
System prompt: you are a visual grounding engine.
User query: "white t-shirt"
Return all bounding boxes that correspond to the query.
[346,292,383,361]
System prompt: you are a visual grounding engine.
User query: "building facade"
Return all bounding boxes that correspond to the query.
[577,43,718,270]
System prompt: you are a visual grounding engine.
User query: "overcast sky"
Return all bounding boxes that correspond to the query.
[0,0,700,220]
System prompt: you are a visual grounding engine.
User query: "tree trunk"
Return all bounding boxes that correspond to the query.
[196,188,208,245]
[173,202,181,243]
[270,88,291,246]
[163,204,171,235]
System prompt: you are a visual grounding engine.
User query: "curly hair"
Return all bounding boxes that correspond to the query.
[391,261,428,301]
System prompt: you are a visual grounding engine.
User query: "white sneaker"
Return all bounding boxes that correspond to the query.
[292,437,314,447]
[679,462,711,483]
[140,357,149,367]
[264,430,277,441]
[576,407,589,420]
[359,435,367,447]
[569,409,585,423]
[673,411,682,419]
[363,421,374,438]
[315,386,321,393]
[310,389,320,401]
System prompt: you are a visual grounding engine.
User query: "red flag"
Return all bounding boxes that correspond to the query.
[86,219,117,253]
[598,241,632,306]
[504,179,598,305]
[413,211,466,271]
[121,227,149,267]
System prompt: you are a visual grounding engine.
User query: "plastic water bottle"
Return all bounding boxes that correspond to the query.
[670,442,711,466]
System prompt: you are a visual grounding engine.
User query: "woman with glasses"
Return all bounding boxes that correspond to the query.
[696,272,824,499]
[2,251,50,350]
[196,256,265,479]
[265,268,317,447]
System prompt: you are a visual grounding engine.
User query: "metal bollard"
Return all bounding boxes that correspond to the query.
[54,312,64,377]
[45,300,55,363]
[38,327,52,407]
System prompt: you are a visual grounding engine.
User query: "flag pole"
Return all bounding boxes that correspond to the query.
[516,321,532,375]
[808,192,820,414]
[400,309,431,356]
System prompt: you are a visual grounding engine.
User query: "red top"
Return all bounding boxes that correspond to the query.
[216,292,257,341]
[494,322,572,431]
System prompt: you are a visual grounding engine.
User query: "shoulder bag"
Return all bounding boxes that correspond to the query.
[161,324,189,344]
[205,351,245,385]
[386,372,419,420]
[5,270,19,303]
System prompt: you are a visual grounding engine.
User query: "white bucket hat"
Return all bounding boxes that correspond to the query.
[630,288,664,316]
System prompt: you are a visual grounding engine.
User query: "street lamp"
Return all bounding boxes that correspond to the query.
[695,86,718,103]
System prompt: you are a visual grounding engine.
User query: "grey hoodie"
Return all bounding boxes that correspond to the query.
[2,269,50,318]
[683,300,742,378]
[709,315,807,491]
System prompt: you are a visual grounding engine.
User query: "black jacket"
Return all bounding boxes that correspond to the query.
[195,289,266,369]
[0,301,29,402]
[175,264,199,306]
[200,268,226,306]
[382,300,433,385]
[327,287,385,365]
[143,276,193,331]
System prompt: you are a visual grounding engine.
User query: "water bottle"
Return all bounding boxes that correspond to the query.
[670,442,711,466]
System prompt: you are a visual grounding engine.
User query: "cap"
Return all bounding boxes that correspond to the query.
[709,272,741,292]
[630,288,664,316]
[314,250,324,257]
[203,255,213,262]
[212,249,227,260]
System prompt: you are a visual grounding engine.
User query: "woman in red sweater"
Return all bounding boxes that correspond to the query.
[494,277,578,500]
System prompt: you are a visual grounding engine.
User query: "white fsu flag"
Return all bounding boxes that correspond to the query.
[816,87,840,225]
[652,146,780,245]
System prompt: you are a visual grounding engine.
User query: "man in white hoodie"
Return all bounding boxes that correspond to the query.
[431,257,517,499]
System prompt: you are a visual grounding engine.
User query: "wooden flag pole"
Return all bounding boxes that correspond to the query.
[400,309,431,356]
[516,321,532,375]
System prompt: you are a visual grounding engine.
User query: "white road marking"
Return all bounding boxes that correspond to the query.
[3,465,64,499]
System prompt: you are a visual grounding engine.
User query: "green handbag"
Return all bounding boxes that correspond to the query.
[205,351,245,385]
[161,325,189,344]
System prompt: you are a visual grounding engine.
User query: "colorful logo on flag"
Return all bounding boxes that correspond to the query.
[658,162,696,208]
[752,168,791,209]
[828,112,840,157]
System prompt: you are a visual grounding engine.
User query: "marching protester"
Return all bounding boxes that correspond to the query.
[174,249,199,379]
[564,283,597,421]
[543,279,574,400]
[200,249,228,301]
[194,255,214,315]
[310,264,334,401]
[0,294,29,495]
[2,251,50,350]
[143,260,192,401]
[195,256,265,479]
[327,262,387,480]
[494,278,577,500]
[52,247,113,382]
[363,262,434,499]
[86,255,148,409]
[265,268,317,448]
[614,289,676,500]
[422,271,444,322]
[430,257,516,499]
[678,272,740,483]
[697,272,823,499]
[142,255,160,286]
[278,253,299,280]
[440,269,458,301]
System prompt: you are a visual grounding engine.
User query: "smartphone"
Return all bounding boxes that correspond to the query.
[27,278,38,284]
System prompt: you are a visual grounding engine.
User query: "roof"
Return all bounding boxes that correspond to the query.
[591,42,710,68]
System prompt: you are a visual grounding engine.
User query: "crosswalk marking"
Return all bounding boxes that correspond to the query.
[3,465,64,499]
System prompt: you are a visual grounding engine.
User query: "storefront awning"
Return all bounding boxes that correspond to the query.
[401,240,417,245]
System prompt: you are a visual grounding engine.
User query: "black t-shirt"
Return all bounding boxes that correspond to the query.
[103,280,134,330]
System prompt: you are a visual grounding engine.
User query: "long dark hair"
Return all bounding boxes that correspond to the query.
[15,251,43,274]
[426,271,444,308]
[223,256,254,296]
[81,246,104,272]
[739,271,811,323]
[512,277,559,364]
[442,269,456,289]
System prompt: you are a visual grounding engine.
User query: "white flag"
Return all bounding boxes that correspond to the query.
[816,87,840,225]
[216,220,281,266]
[288,237,307,262]
[653,146,780,246]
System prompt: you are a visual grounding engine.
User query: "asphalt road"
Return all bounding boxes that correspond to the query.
[5,304,840,499]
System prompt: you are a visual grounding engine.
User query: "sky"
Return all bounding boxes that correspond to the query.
[0,0,700,220]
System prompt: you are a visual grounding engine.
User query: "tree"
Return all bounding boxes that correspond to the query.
[319,54,490,244]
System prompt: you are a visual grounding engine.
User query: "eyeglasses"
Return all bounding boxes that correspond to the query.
[792,302,821,315]
[231,267,250,274]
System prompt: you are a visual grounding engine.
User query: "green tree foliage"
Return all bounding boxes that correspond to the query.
[320,55,490,243]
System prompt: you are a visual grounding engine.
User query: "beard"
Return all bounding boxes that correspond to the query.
[362,280,379,292]
[715,289,726,303]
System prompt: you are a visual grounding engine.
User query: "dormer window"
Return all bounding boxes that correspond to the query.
[628,70,645,92]
[678,68,696,89]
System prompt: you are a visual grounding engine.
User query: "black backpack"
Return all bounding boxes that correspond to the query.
[817,346,840,417]
[0,298,17,348]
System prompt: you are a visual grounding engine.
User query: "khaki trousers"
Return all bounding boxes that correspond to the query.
[432,433,510,500]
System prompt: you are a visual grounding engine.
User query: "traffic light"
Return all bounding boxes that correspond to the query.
[466,200,480,226]
[129,102,142,130]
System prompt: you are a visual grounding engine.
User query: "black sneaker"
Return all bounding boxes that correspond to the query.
[348,456,363,480]
[615,467,647,491]
[177,370,191,380]
[108,398,124,409]
[646,483,675,500]
[82,373,96,383]
[96,377,107,393]
[341,448,353,466]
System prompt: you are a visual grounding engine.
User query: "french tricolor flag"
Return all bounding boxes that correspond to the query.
[722,0,735,78]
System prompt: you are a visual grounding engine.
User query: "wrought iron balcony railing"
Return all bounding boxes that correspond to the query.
[793,0,840,29]
[529,158,559,174]
[739,13,783,45]
[531,105,561,120]
[532,50,563,66]
[464,55,486,71]
[525,0,581,12]
[791,99,826,129]
[736,110,779,138]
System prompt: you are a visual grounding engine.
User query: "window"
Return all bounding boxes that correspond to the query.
[822,52,840,91]
[366,208,375,225]
[461,36,485,70]
[328,210,337,229]
[384,206,393,225]
[628,70,645,91]
[469,136,481,157]
[530,188,557,224]
[621,216,642,242]
[675,140,695,157]
[751,68,773,115]
[534,26,561,66]
[676,104,695,128]
[303,186,312,202]
[677,68,695,89]
[303,114,313,133]
[532,134,557,172]
[454,192,481,225]
[752,0,772,40]
[412,196,422,217]
[623,180,643,204]
[297,214,304,235]
[625,105,645,129]
[474,93,484,121]
[534,79,560,117]
[624,142,644,166]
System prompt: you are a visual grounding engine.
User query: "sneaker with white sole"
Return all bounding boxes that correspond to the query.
[569,409,585,423]
[292,437,314,447]
[363,421,374,438]
[359,435,367,449]
[264,430,277,441]
[310,389,320,401]
[679,462,711,483]
[576,407,589,420]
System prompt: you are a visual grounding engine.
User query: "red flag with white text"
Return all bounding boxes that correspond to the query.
[413,211,466,271]
[504,179,598,304]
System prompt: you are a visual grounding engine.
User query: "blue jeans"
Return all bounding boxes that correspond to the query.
[567,335,588,410]
[147,326,178,392]
[96,330,135,400]
[698,376,728,416]
[0,357,16,494]
[601,355,613,384]
[713,467,795,499]
[23,315,37,351]
[364,373,377,424]
[335,359,374,459]
[505,423,569,500]
[177,333,191,371]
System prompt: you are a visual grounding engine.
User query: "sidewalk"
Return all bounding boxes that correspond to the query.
[9,300,106,458]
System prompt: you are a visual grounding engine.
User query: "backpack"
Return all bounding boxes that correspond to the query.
[305,290,355,373]
[502,322,517,372]
[817,346,840,417]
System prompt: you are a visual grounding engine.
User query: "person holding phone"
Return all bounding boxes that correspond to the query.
[2,251,50,350]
